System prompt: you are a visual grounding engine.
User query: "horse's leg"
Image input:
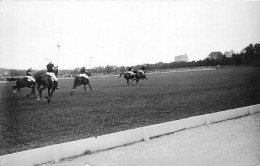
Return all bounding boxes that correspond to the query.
[37,85,40,93]
[144,75,148,81]
[70,85,77,96]
[26,86,35,98]
[37,86,43,100]
[32,87,36,97]
[37,85,46,100]
[12,86,17,95]
[84,85,86,94]
[12,80,20,95]
[136,79,139,86]
[88,83,92,91]
[47,82,57,103]
[48,87,56,103]
[46,87,51,99]
[29,87,36,97]
[17,87,21,95]
[26,88,33,98]
[70,78,80,96]
[127,79,133,86]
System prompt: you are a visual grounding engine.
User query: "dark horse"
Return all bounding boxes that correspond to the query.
[35,68,58,103]
[119,72,135,86]
[70,72,92,96]
[12,77,36,97]
[133,70,148,85]
[119,71,147,86]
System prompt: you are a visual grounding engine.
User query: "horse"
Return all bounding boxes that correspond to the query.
[12,77,36,97]
[133,70,148,85]
[35,67,58,103]
[70,72,92,96]
[119,72,135,86]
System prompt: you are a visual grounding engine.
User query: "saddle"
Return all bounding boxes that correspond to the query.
[26,76,33,82]
[127,71,135,76]
[79,76,89,82]
[45,73,56,82]
[78,74,89,80]
[139,70,145,75]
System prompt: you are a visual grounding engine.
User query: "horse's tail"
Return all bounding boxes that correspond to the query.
[119,72,124,78]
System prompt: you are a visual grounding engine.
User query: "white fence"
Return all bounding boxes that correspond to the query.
[0,104,259,166]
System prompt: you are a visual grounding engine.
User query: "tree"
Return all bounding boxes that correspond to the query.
[253,43,260,65]
[3,71,11,77]
[70,67,80,75]
[242,43,254,64]
[208,52,224,60]
[104,65,114,73]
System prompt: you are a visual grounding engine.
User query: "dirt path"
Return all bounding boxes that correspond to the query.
[42,113,260,166]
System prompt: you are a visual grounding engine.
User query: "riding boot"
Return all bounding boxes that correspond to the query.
[54,81,60,89]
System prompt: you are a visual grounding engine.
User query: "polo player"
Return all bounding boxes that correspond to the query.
[26,68,36,87]
[139,64,146,77]
[46,62,59,89]
[127,66,135,78]
[79,66,89,79]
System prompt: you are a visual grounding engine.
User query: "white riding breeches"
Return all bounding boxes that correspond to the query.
[139,70,145,75]
[46,72,58,81]
[79,73,89,79]
[127,71,135,75]
[26,76,35,82]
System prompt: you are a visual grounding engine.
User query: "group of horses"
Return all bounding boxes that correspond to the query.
[119,70,147,86]
[12,68,92,103]
[11,69,147,103]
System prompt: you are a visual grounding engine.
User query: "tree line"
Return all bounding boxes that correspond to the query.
[142,43,260,71]
[1,43,259,77]
[85,43,260,75]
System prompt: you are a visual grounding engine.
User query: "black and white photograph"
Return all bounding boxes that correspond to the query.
[0,0,260,165]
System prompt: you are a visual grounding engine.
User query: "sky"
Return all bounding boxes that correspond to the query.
[0,0,260,70]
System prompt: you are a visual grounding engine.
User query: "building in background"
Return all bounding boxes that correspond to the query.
[224,50,235,58]
[175,54,188,62]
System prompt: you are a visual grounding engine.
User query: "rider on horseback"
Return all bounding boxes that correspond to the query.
[46,62,59,89]
[26,68,36,87]
[79,66,89,79]
[139,64,146,77]
[127,66,135,78]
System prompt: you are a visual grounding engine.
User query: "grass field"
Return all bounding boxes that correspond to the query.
[0,66,260,155]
